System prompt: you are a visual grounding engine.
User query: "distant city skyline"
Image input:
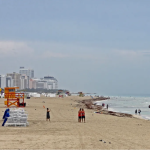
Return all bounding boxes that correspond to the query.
[0,0,150,95]
[0,67,58,90]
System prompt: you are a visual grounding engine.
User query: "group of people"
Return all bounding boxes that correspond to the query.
[135,109,141,115]
[47,107,142,122]
[46,107,85,123]
[102,103,109,109]
[78,108,85,123]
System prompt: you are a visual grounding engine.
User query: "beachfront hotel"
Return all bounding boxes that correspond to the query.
[29,76,58,89]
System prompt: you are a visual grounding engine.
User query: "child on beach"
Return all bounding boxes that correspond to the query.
[46,108,51,121]
[81,108,85,123]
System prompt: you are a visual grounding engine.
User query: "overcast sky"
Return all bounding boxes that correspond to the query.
[0,0,150,95]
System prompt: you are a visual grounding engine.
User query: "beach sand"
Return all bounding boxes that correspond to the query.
[1,96,150,149]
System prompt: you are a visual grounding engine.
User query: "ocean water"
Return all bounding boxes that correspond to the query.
[94,96,150,120]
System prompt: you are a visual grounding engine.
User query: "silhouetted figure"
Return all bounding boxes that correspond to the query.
[138,109,141,115]
[102,103,105,107]
[135,109,137,115]
[46,108,51,121]
[107,104,108,109]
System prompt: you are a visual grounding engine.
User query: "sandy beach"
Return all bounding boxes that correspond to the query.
[1,96,150,149]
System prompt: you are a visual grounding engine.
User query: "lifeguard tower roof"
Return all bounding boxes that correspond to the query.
[5,87,19,93]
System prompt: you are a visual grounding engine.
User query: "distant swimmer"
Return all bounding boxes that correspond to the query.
[135,109,137,115]
[102,103,105,107]
[107,104,108,109]
[138,109,141,115]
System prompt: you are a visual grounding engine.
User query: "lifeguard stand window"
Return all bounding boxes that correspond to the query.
[9,89,15,92]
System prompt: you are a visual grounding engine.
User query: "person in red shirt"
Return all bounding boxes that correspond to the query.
[78,108,82,122]
[81,108,85,123]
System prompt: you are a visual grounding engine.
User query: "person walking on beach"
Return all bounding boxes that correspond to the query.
[81,108,85,123]
[138,109,141,115]
[107,104,108,109]
[135,109,137,115]
[78,108,82,122]
[46,108,51,121]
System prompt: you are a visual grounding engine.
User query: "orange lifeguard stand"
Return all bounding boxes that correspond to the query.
[4,87,25,107]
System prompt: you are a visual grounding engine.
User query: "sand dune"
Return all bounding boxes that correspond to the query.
[0,96,150,149]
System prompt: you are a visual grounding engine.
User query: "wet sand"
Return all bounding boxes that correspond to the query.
[0,96,150,149]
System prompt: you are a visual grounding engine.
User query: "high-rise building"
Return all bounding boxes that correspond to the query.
[36,81,47,89]
[29,79,33,89]
[19,67,34,78]
[20,74,29,89]
[0,75,13,88]
[29,78,39,89]
[0,75,6,88]
[6,76,13,87]
[7,72,21,88]
[43,76,58,89]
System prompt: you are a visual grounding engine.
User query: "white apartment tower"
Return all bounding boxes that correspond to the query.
[0,75,13,88]
[19,67,34,78]
[20,74,29,90]
[7,72,21,88]
[0,75,6,88]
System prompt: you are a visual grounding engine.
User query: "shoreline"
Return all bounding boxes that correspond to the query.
[75,96,148,119]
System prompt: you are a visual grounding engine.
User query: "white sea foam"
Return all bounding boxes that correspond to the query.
[95,96,150,120]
